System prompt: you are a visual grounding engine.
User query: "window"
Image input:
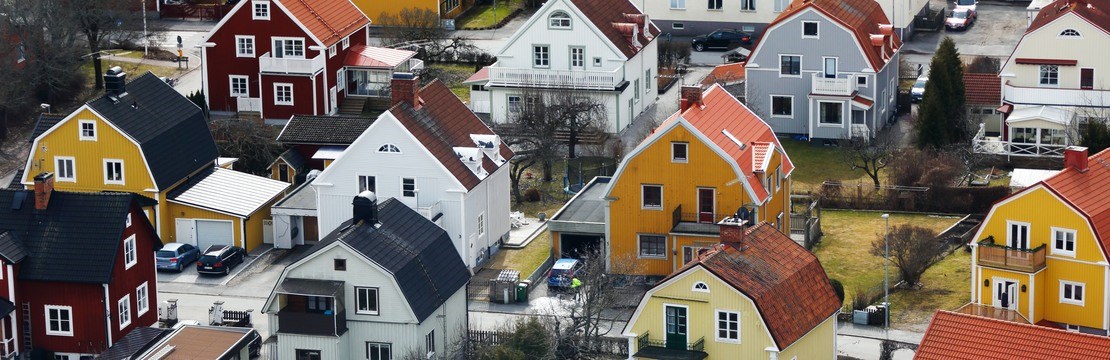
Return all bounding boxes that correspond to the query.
[742,25,755,32]
[1039,65,1059,86]
[334,259,347,271]
[356,287,379,315]
[641,184,662,209]
[716,310,740,342]
[444,0,460,11]
[1067,324,1081,332]
[295,349,321,360]
[638,234,666,258]
[777,212,784,232]
[478,213,485,236]
[118,295,131,329]
[570,47,584,68]
[272,38,305,58]
[278,163,290,182]
[857,75,868,86]
[230,75,249,97]
[692,282,710,292]
[672,23,685,30]
[104,159,124,185]
[1061,281,1084,305]
[646,69,652,90]
[672,142,688,162]
[377,144,400,153]
[771,96,793,117]
[741,0,755,11]
[307,296,331,312]
[533,45,549,68]
[274,83,294,105]
[708,0,722,10]
[507,95,522,113]
[402,178,416,197]
[802,21,819,38]
[779,55,800,76]
[1081,68,1094,90]
[124,234,137,269]
[45,306,72,336]
[328,44,337,58]
[1059,29,1081,37]
[426,330,436,355]
[358,175,376,193]
[136,282,149,316]
[126,213,132,228]
[367,343,391,360]
[774,0,788,12]
[79,120,96,141]
[252,1,269,20]
[55,157,75,182]
[342,37,350,49]
[235,36,255,57]
[818,102,843,125]
[549,11,571,28]
[670,0,685,9]
[593,57,603,67]
[1008,221,1030,249]
[634,79,641,101]
[1052,227,1077,256]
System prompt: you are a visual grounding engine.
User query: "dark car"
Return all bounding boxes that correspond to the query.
[155,243,199,272]
[196,245,246,275]
[692,29,753,52]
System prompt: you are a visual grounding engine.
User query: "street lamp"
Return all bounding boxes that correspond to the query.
[881,213,890,336]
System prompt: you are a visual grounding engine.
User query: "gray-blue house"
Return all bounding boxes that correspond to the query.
[745,0,901,141]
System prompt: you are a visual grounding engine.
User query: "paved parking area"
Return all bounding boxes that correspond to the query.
[156,262,253,286]
[903,0,1031,72]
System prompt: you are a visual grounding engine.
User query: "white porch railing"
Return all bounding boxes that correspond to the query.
[972,124,1067,157]
[259,52,325,75]
[811,74,854,96]
[1,337,14,358]
[1003,82,1110,107]
[488,67,622,90]
[236,97,262,113]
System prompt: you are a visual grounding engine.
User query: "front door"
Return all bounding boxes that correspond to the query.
[993,279,1019,310]
[824,58,838,78]
[697,188,715,223]
[175,219,196,245]
[664,306,687,350]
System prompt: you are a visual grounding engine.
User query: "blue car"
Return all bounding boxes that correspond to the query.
[155,243,199,272]
[547,258,582,289]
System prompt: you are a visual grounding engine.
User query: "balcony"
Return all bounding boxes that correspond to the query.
[976,238,1046,273]
[259,52,325,75]
[811,73,854,96]
[671,205,720,235]
[634,332,707,360]
[274,278,347,336]
[488,67,623,90]
[277,308,348,336]
[972,124,1068,158]
[1003,81,1110,107]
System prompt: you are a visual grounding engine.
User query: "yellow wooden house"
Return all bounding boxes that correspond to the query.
[969,147,1110,334]
[350,0,472,25]
[21,71,288,251]
[623,222,840,360]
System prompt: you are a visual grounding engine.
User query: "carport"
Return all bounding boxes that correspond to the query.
[548,177,609,258]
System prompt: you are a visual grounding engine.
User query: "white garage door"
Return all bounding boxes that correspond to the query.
[196,220,235,251]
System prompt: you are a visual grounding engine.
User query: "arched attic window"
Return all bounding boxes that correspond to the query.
[692,282,710,293]
[1059,29,1081,37]
[378,144,400,153]
[549,11,571,29]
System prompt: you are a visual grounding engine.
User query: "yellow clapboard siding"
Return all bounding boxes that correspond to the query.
[24,108,155,193]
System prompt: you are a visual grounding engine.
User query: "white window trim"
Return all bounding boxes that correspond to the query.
[124,234,137,269]
[337,69,346,91]
[328,44,337,58]
[78,120,97,141]
[342,37,350,49]
[271,37,306,59]
[802,21,820,39]
[356,286,380,315]
[778,54,802,78]
[54,156,76,182]
[532,44,550,69]
[1038,65,1060,87]
[692,281,710,293]
[707,0,722,10]
[478,212,486,236]
[670,0,686,10]
[769,95,794,118]
[229,75,250,97]
[641,184,663,210]
[1060,280,1085,306]
[126,213,132,228]
[1006,220,1031,248]
[251,0,270,20]
[274,83,294,106]
[118,295,132,330]
[593,57,603,67]
[1058,29,1082,38]
[103,159,125,185]
[136,282,149,316]
[672,22,685,30]
[637,234,667,259]
[856,75,868,87]
[816,100,846,127]
[1051,227,1077,257]
[671,142,688,163]
[548,11,572,29]
[714,309,741,343]
[234,35,255,58]
[377,144,401,153]
[402,178,416,197]
[44,305,73,337]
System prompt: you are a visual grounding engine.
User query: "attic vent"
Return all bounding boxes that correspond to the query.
[131,101,139,109]
[721,129,746,150]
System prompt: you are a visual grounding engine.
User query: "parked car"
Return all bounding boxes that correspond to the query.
[946,8,976,31]
[196,245,246,275]
[954,0,977,12]
[911,76,928,102]
[546,258,582,290]
[155,243,199,272]
[692,29,753,52]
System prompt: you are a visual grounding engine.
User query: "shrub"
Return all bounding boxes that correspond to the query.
[829,279,845,304]
[523,188,542,202]
[851,287,877,311]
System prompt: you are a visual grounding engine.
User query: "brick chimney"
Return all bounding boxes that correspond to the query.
[680,86,702,111]
[718,216,747,249]
[390,72,420,108]
[1064,146,1089,172]
[33,172,54,210]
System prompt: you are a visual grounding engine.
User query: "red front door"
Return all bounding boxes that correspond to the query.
[697,188,715,223]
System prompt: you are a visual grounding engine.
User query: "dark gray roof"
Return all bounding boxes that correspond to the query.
[95,327,170,360]
[0,189,161,283]
[6,169,23,190]
[86,72,219,189]
[30,114,65,142]
[277,115,375,145]
[296,198,469,322]
[277,278,344,296]
[167,167,289,217]
[0,231,27,263]
[271,148,307,172]
[551,177,609,223]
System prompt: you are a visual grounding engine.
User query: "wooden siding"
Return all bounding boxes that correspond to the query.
[24,108,155,193]
[164,202,244,248]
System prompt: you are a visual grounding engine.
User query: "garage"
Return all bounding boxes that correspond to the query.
[558,233,603,259]
[176,219,235,250]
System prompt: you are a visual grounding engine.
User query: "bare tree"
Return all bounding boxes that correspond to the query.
[537,247,633,359]
[57,0,147,90]
[870,225,944,289]
[545,90,609,159]
[209,119,283,176]
[965,56,1001,74]
[839,130,898,188]
[376,8,485,63]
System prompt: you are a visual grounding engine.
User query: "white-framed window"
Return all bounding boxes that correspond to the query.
[670,0,685,9]
[779,55,801,77]
[477,213,485,236]
[1039,65,1059,86]
[671,142,688,163]
[426,330,436,355]
[672,23,685,30]
[549,11,571,29]
[715,310,740,343]
[235,36,255,57]
[356,287,379,315]
[328,44,337,58]
[593,57,603,67]
[507,95,522,113]
[771,95,793,118]
[342,37,350,49]
[274,83,294,105]
[646,69,652,90]
[118,295,132,330]
[774,166,781,191]
[857,75,868,87]
[377,144,401,153]
[124,234,137,269]
[692,282,710,293]
[740,0,755,11]
[802,21,819,38]
[78,120,97,141]
[570,47,585,68]
[708,0,722,10]
[45,305,73,336]
[444,0,460,11]
[367,342,391,360]
[252,0,269,20]
[358,175,375,193]
[818,101,843,125]
[136,282,149,316]
[1052,227,1077,257]
[104,159,124,185]
[641,184,662,209]
[402,178,416,197]
[634,79,641,101]
[55,156,75,182]
[1059,29,1081,37]
[533,45,550,68]
[272,37,305,58]
[337,70,346,91]
[126,213,132,228]
[229,75,249,97]
[638,234,666,258]
[773,0,788,12]
[1060,281,1085,305]
[1007,221,1030,249]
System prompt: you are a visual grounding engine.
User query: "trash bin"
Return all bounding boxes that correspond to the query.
[852,310,869,325]
[488,269,520,304]
[516,283,529,302]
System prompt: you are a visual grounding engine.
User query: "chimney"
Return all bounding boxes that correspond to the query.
[352,191,379,225]
[104,66,127,95]
[1064,146,1089,172]
[679,86,702,111]
[717,216,747,249]
[33,172,54,210]
[390,72,420,108]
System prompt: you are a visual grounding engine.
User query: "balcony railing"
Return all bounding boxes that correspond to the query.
[276,308,348,336]
[977,238,1046,273]
[636,332,705,352]
[236,97,262,113]
[488,67,622,90]
[811,73,854,96]
[670,205,720,235]
[1003,81,1110,107]
[259,52,325,75]
[972,124,1067,158]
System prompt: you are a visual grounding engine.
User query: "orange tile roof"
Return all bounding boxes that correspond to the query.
[916,310,1110,360]
[964,73,1001,106]
[763,0,901,71]
[701,62,746,86]
[663,223,841,350]
[1027,0,1110,35]
[282,0,369,46]
[1041,148,1110,257]
[569,0,660,58]
[751,142,772,171]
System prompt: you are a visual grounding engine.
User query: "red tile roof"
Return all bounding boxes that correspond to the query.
[1041,148,1110,258]
[388,80,514,190]
[916,310,1110,360]
[1027,0,1110,35]
[464,66,491,84]
[569,0,660,58]
[344,45,416,68]
[282,0,369,46]
[764,0,901,71]
[851,94,874,107]
[702,62,746,86]
[751,142,772,171]
[964,73,1001,106]
[663,223,841,350]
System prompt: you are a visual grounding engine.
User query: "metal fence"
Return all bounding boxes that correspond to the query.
[468,330,629,357]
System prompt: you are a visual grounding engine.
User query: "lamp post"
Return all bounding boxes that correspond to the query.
[881,213,890,336]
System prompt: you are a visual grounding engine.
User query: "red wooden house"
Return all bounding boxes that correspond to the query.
[0,173,162,359]
[200,0,371,122]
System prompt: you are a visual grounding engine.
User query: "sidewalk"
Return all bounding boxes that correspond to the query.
[837,321,925,345]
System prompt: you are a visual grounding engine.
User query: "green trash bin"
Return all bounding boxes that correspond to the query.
[516,283,529,302]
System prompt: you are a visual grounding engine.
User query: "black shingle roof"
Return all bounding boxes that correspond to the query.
[86,72,219,189]
[277,115,375,145]
[0,189,161,283]
[296,198,469,322]
[270,148,307,173]
[30,113,65,142]
[95,327,170,360]
[0,231,27,264]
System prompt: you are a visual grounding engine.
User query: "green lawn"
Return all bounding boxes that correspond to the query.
[427,63,476,102]
[456,0,524,29]
[889,249,972,331]
[485,230,553,277]
[780,139,875,192]
[78,60,185,102]
[511,162,574,219]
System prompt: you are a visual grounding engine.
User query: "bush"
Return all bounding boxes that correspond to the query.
[851,287,879,311]
[829,279,845,304]
[523,188,542,202]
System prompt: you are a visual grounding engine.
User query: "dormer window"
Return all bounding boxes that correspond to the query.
[378,144,400,153]
[1059,29,1081,38]
[549,11,571,29]
[252,1,269,20]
